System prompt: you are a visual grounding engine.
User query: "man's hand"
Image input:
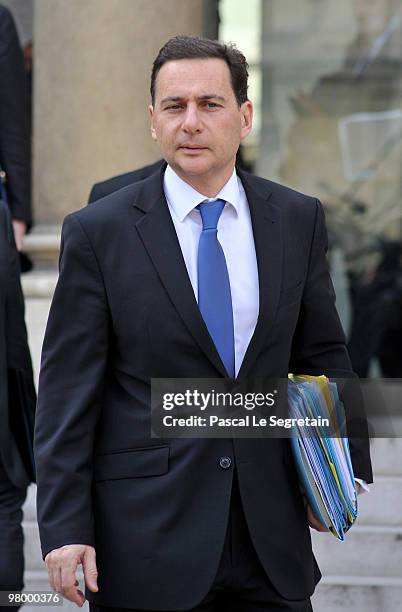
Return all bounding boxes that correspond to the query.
[306,482,363,531]
[45,544,98,607]
[306,504,329,532]
[12,219,27,251]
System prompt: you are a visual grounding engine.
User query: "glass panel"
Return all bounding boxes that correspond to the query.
[222,0,402,378]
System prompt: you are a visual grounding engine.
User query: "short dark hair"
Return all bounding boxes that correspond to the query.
[151,35,249,107]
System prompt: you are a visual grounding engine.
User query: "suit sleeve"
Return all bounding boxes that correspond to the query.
[0,7,31,227]
[34,214,109,558]
[289,199,373,484]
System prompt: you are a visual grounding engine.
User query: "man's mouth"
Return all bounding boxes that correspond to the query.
[179,144,208,151]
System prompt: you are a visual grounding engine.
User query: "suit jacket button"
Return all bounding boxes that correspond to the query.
[219,456,232,470]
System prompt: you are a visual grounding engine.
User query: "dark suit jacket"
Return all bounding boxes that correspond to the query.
[35,165,372,610]
[88,159,164,203]
[0,5,32,228]
[0,200,35,488]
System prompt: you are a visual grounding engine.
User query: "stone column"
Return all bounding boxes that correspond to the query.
[33,0,203,224]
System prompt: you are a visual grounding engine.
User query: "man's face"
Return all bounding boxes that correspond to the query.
[149,58,252,189]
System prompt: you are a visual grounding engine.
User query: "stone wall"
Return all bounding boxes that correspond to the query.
[32,0,203,224]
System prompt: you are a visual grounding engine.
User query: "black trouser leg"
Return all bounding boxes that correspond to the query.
[0,459,27,611]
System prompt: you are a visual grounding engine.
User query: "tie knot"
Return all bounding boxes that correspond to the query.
[198,199,225,230]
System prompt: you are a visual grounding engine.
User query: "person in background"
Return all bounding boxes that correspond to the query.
[0,198,36,610]
[0,4,32,271]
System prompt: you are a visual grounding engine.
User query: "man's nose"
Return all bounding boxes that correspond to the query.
[182,105,202,134]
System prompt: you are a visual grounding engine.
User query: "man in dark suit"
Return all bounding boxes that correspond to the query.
[88,160,164,204]
[0,5,32,250]
[35,36,372,611]
[0,200,36,607]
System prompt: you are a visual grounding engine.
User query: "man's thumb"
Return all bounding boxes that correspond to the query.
[82,547,99,592]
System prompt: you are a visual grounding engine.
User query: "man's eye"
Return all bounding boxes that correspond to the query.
[205,102,219,108]
[166,105,182,110]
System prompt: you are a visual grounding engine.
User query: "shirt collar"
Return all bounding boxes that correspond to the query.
[163,164,240,222]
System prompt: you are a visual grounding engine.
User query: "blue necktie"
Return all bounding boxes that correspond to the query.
[197,199,235,377]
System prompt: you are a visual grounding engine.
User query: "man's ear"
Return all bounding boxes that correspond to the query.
[149,105,157,141]
[240,100,253,141]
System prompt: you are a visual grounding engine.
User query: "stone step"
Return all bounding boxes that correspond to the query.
[357,475,402,526]
[21,270,58,299]
[322,575,402,587]
[312,578,402,612]
[23,226,61,266]
[23,484,37,522]
[23,521,44,571]
[24,296,52,383]
[311,525,402,578]
[370,438,402,475]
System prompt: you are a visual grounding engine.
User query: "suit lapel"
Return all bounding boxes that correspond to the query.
[131,167,283,379]
[132,168,228,377]
[237,171,283,378]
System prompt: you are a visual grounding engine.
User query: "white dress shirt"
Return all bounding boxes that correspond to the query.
[163,164,369,493]
[164,164,259,378]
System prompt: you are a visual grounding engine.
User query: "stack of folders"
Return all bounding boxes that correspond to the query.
[287,374,358,541]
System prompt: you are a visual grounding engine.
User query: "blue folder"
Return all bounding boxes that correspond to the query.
[288,375,358,540]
